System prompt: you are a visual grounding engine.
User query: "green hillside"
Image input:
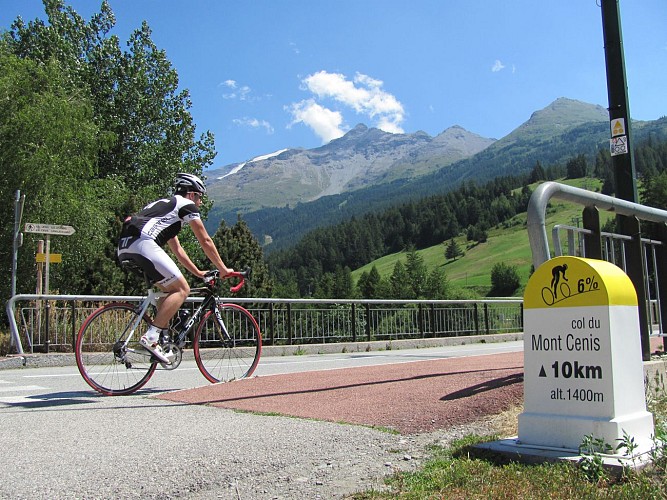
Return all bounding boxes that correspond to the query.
[352,178,611,297]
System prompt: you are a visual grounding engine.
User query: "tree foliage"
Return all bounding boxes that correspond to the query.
[268,174,531,296]
[0,0,222,303]
[209,217,273,298]
[489,262,521,297]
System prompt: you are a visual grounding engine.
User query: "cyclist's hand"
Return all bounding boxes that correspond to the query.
[203,270,219,286]
[221,267,234,278]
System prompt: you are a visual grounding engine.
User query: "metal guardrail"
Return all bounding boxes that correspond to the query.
[527,181,667,268]
[527,181,667,360]
[6,294,523,354]
[552,224,664,335]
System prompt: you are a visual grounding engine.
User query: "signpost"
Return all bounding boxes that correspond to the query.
[22,223,75,353]
[519,256,653,457]
[24,223,75,296]
[24,223,76,236]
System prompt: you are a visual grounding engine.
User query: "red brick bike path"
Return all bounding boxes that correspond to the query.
[158,351,525,434]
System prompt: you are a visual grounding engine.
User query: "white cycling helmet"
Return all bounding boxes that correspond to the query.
[174,172,206,194]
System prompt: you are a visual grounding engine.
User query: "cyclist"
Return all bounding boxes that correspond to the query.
[117,173,233,363]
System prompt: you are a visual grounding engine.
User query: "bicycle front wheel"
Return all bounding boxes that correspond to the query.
[75,302,157,396]
[193,303,262,383]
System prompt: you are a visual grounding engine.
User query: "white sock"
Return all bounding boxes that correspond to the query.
[145,325,162,343]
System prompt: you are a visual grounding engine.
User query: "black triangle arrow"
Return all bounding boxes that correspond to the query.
[539,366,547,377]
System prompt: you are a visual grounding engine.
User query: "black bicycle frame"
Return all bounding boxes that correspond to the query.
[170,291,218,346]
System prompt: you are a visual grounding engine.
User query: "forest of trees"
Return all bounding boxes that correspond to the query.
[0,0,272,307]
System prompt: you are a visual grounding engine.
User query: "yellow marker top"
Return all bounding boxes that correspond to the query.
[524,256,637,309]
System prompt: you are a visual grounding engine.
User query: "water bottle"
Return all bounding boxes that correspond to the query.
[171,309,190,333]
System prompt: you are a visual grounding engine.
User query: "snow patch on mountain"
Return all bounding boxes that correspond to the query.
[218,149,289,179]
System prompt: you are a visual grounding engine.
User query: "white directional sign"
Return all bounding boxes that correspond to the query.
[24,223,75,236]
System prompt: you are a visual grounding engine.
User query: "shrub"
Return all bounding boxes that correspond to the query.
[489,262,521,296]
[0,330,11,357]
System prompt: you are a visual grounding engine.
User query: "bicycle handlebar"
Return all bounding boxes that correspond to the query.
[203,268,251,293]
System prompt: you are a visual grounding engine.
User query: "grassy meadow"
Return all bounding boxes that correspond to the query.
[352,178,613,297]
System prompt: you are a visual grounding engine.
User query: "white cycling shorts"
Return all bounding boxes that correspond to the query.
[117,237,182,287]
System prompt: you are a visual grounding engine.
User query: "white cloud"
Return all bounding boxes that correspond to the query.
[492,60,505,72]
[287,99,345,143]
[233,117,274,134]
[289,41,300,55]
[291,70,405,136]
[221,79,253,100]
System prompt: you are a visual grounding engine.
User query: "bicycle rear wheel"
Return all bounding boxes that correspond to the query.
[75,302,157,396]
[193,303,262,383]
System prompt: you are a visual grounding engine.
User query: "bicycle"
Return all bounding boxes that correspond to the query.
[75,268,261,396]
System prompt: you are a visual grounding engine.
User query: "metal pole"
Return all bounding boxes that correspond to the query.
[45,236,51,296]
[601,0,637,202]
[36,240,44,294]
[11,190,25,297]
[44,236,51,353]
[601,0,650,360]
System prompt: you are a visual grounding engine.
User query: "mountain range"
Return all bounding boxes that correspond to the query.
[206,123,495,213]
[204,97,667,250]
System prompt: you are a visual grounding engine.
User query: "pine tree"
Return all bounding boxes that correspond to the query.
[445,239,463,261]
[211,217,273,297]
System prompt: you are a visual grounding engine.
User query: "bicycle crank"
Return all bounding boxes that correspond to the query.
[159,343,182,370]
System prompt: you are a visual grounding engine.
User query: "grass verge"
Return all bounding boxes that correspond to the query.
[351,382,667,499]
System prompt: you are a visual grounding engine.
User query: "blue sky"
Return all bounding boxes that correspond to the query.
[2,1,666,170]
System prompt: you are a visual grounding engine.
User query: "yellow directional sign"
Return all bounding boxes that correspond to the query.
[36,253,62,263]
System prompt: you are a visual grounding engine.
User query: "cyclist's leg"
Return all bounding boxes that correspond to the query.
[153,276,190,328]
[118,239,187,362]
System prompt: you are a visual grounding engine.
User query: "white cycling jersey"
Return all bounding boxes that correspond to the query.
[117,195,201,286]
[122,195,201,247]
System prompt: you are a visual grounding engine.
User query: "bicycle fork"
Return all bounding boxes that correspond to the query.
[213,305,234,346]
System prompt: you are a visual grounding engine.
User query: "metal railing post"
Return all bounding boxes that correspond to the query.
[351,303,356,342]
[268,303,274,346]
[474,303,480,334]
[365,303,371,341]
[286,303,293,345]
[582,205,602,260]
[70,300,76,351]
[658,224,667,353]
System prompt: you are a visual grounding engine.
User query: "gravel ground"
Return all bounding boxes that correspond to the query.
[0,396,496,500]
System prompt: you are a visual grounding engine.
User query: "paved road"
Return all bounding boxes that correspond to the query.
[0,341,523,499]
[0,341,523,404]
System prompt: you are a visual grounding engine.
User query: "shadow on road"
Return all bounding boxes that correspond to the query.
[441,373,524,401]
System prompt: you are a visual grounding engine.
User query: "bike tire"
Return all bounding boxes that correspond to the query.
[193,303,262,383]
[75,302,157,396]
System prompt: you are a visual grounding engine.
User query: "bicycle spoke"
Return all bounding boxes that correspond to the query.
[75,303,156,395]
[193,303,261,383]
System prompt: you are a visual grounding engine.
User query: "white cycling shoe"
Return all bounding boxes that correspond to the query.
[139,335,173,364]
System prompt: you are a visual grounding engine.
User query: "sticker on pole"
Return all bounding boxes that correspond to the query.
[610,136,628,156]
[610,118,625,137]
